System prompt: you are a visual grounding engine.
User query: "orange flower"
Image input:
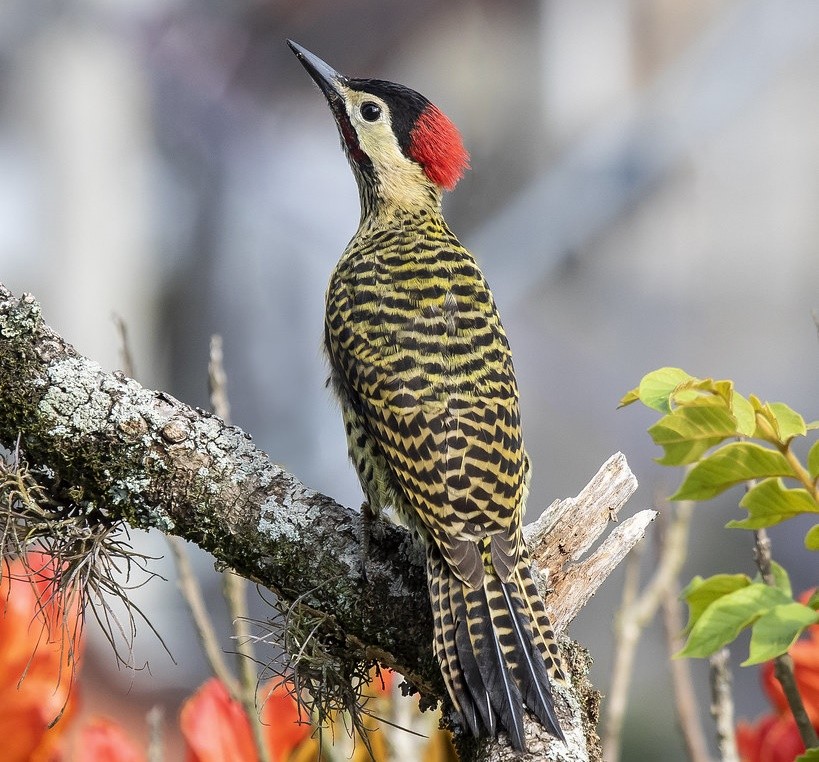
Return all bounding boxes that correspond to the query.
[0,552,83,762]
[181,678,311,762]
[258,680,313,762]
[66,717,146,762]
[370,666,395,697]
[737,714,806,762]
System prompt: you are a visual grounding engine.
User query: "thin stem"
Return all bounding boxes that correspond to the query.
[780,443,819,501]
[710,649,739,762]
[753,528,819,749]
[112,314,136,379]
[224,570,272,762]
[603,501,696,762]
[661,572,710,762]
[168,536,239,697]
[209,334,272,762]
[602,542,643,762]
[146,705,164,762]
[208,334,231,424]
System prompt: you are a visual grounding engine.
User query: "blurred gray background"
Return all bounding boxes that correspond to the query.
[1,0,818,758]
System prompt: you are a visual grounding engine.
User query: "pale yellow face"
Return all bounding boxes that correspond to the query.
[340,86,437,211]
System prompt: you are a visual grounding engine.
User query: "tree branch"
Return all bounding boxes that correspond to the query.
[0,284,650,760]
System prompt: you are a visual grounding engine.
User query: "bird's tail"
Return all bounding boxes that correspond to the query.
[427,546,566,750]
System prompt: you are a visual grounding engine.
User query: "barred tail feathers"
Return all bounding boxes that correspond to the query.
[515,557,567,685]
[426,547,564,750]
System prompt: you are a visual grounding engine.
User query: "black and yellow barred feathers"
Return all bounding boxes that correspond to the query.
[324,209,566,748]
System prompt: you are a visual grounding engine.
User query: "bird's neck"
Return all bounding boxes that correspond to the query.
[357,197,450,238]
[356,170,443,225]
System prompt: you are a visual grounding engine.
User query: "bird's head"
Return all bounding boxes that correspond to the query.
[288,40,470,215]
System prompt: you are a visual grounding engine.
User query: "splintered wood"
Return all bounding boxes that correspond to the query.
[524,452,656,634]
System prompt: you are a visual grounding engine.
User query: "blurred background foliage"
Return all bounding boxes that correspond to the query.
[1,0,818,758]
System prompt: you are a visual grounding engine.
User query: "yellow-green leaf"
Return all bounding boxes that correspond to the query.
[806,524,819,551]
[672,442,794,501]
[796,751,819,762]
[731,393,756,437]
[648,403,739,465]
[754,400,808,444]
[808,440,819,481]
[634,367,694,413]
[769,402,807,442]
[678,582,789,659]
[618,387,640,408]
[744,602,819,665]
[680,573,751,634]
[727,478,819,530]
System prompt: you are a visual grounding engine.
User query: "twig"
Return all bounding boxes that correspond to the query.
[602,502,695,762]
[710,649,738,762]
[146,705,164,762]
[660,567,710,761]
[601,538,643,762]
[753,528,819,749]
[112,314,136,379]
[208,335,231,425]
[209,334,271,762]
[168,536,238,697]
[225,570,271,762]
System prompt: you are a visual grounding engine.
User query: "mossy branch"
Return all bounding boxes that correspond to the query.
[0,284,648,762]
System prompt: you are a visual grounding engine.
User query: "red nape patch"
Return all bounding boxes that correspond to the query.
[408,105,470,191]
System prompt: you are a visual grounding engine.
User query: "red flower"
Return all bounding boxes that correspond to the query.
[181,678,311,762]
[737,714,806,762]
[0,552,83,762]
[67,717,146,762]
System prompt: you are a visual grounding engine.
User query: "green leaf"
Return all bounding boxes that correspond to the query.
[680,573,751,634]
[678,582,790,658]
[756,561,793,598]
[648,403,739,465]
[807,589,819,610]
[796,751,819,762]
[806,524,819,551]
[731,393,757,437]
[808,440,819,481]
[633,367,694,413]
[727,478,819,530]
[672,442,794,501]
[744,602,819,665]
[769,402,807,442]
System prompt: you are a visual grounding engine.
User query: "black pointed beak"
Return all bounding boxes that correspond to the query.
[287,40,347,105]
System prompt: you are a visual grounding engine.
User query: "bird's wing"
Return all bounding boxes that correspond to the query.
[326,272,526,587]
[365,394,527,587]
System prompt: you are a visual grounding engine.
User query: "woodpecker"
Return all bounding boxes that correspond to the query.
[288,40,566,750]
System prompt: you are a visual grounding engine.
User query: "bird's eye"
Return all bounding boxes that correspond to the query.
[360,102,382,122]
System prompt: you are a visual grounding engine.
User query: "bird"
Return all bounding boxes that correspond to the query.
[287,40,566,750]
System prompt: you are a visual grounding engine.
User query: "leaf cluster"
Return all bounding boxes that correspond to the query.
[622,367,819,664]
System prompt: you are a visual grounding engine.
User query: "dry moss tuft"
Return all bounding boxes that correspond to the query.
[0,440,169,673]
